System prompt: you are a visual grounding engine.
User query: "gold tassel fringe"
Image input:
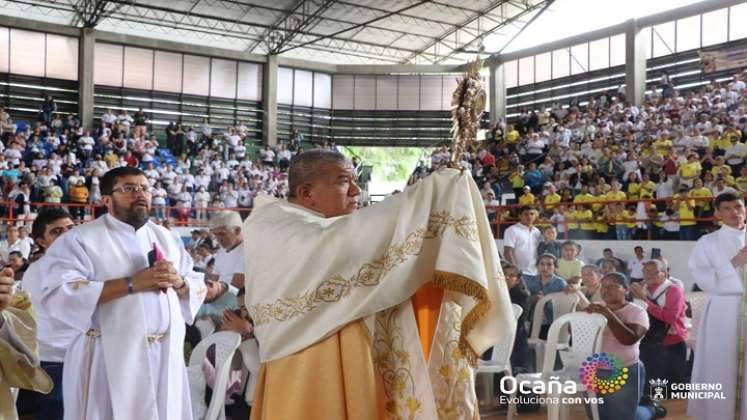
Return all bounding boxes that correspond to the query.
[432,270,492,367]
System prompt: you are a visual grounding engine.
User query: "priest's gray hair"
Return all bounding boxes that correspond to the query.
[208,210,243,231]
[288,149,350,199]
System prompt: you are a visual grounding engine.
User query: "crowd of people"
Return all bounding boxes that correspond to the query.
[500,203,698,419]
[0,102,349,227]
[420,71,747,241]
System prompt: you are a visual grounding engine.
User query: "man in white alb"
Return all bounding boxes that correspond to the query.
[503,205,542,274]
[38,166,206,420]
[208,211,245,288]
[689,192,747,420]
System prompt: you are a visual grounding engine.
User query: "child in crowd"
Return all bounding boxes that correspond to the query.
[536,225,562,260]
[557,240,584,281]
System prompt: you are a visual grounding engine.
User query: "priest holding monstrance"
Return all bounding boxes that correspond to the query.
[243,60,515,419]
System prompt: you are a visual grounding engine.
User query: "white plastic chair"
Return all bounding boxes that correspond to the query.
[187,331,242,420]
[513,312,608,420]
[238,339,261,406]
[195,317,216,340]
[476,304,523,415]
[527,292,580,371]
[686,291,708,355]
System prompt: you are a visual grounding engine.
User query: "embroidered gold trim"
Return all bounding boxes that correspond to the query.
[431,302,477,420]
[249,213,477,326]
[427,211,478,241]
[373,306,422,420]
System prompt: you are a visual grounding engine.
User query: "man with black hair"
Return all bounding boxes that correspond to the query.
[689,192,747,419]
[36,166,206,420]
[16,207,73,419]
[504,206,542,274]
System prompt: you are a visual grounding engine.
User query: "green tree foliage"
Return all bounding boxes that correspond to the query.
[342,147,432,183]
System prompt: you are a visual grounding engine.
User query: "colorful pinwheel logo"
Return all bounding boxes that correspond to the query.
[579,352,629,395]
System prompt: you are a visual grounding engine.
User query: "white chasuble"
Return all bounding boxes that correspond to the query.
[39,214,206,420]
[244,169,514,419]
[688,224,747,420]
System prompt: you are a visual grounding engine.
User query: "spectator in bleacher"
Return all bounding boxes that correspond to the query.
[631,259,688,392]
[712,176,737,197]
[484,190,499,229]
[0,225,30,263]
[207,211,245,288]
[117,109,133,135]
[101,108,117,127]
[176,184,192,224]
[195,185,211,222]
[517,185,535,207]
[626,246,646,283]
[39,95,56,126]
[503,206,541,275]
[523,162,543,194]
[68,178,89,222]
[133,107,147,138]
[12,181,31,219]
[44,178,62,204]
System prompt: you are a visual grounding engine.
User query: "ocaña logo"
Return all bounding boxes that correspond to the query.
[579,352,629,395]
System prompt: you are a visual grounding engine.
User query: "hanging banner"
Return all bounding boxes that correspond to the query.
[700,44,747,73]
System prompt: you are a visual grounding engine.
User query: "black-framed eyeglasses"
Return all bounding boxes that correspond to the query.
[111,185,153,194]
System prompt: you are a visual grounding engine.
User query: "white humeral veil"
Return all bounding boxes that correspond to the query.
[39,215,206,420]
[244,169,515,418]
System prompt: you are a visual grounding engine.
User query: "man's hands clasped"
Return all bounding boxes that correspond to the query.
[132,261,186,293]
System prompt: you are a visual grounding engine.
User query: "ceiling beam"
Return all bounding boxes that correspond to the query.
[330,0,454,28]
[245,0,304,53]
[206,0,443,43]
[267,0,337,54]
[96,0,440,57]
[277,0,431,54]
[430,0,553,64]
[401,0,512,64]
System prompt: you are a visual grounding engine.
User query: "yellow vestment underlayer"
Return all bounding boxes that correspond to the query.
[250,320,386,420]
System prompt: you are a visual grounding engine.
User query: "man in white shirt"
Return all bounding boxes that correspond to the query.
[626,245,646,282]
[117,110,133,134]
[208,211,245,288]
[101,109,117,126]
[17,207,75,418]
[0,225,31,263]
[503,206,542,274]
